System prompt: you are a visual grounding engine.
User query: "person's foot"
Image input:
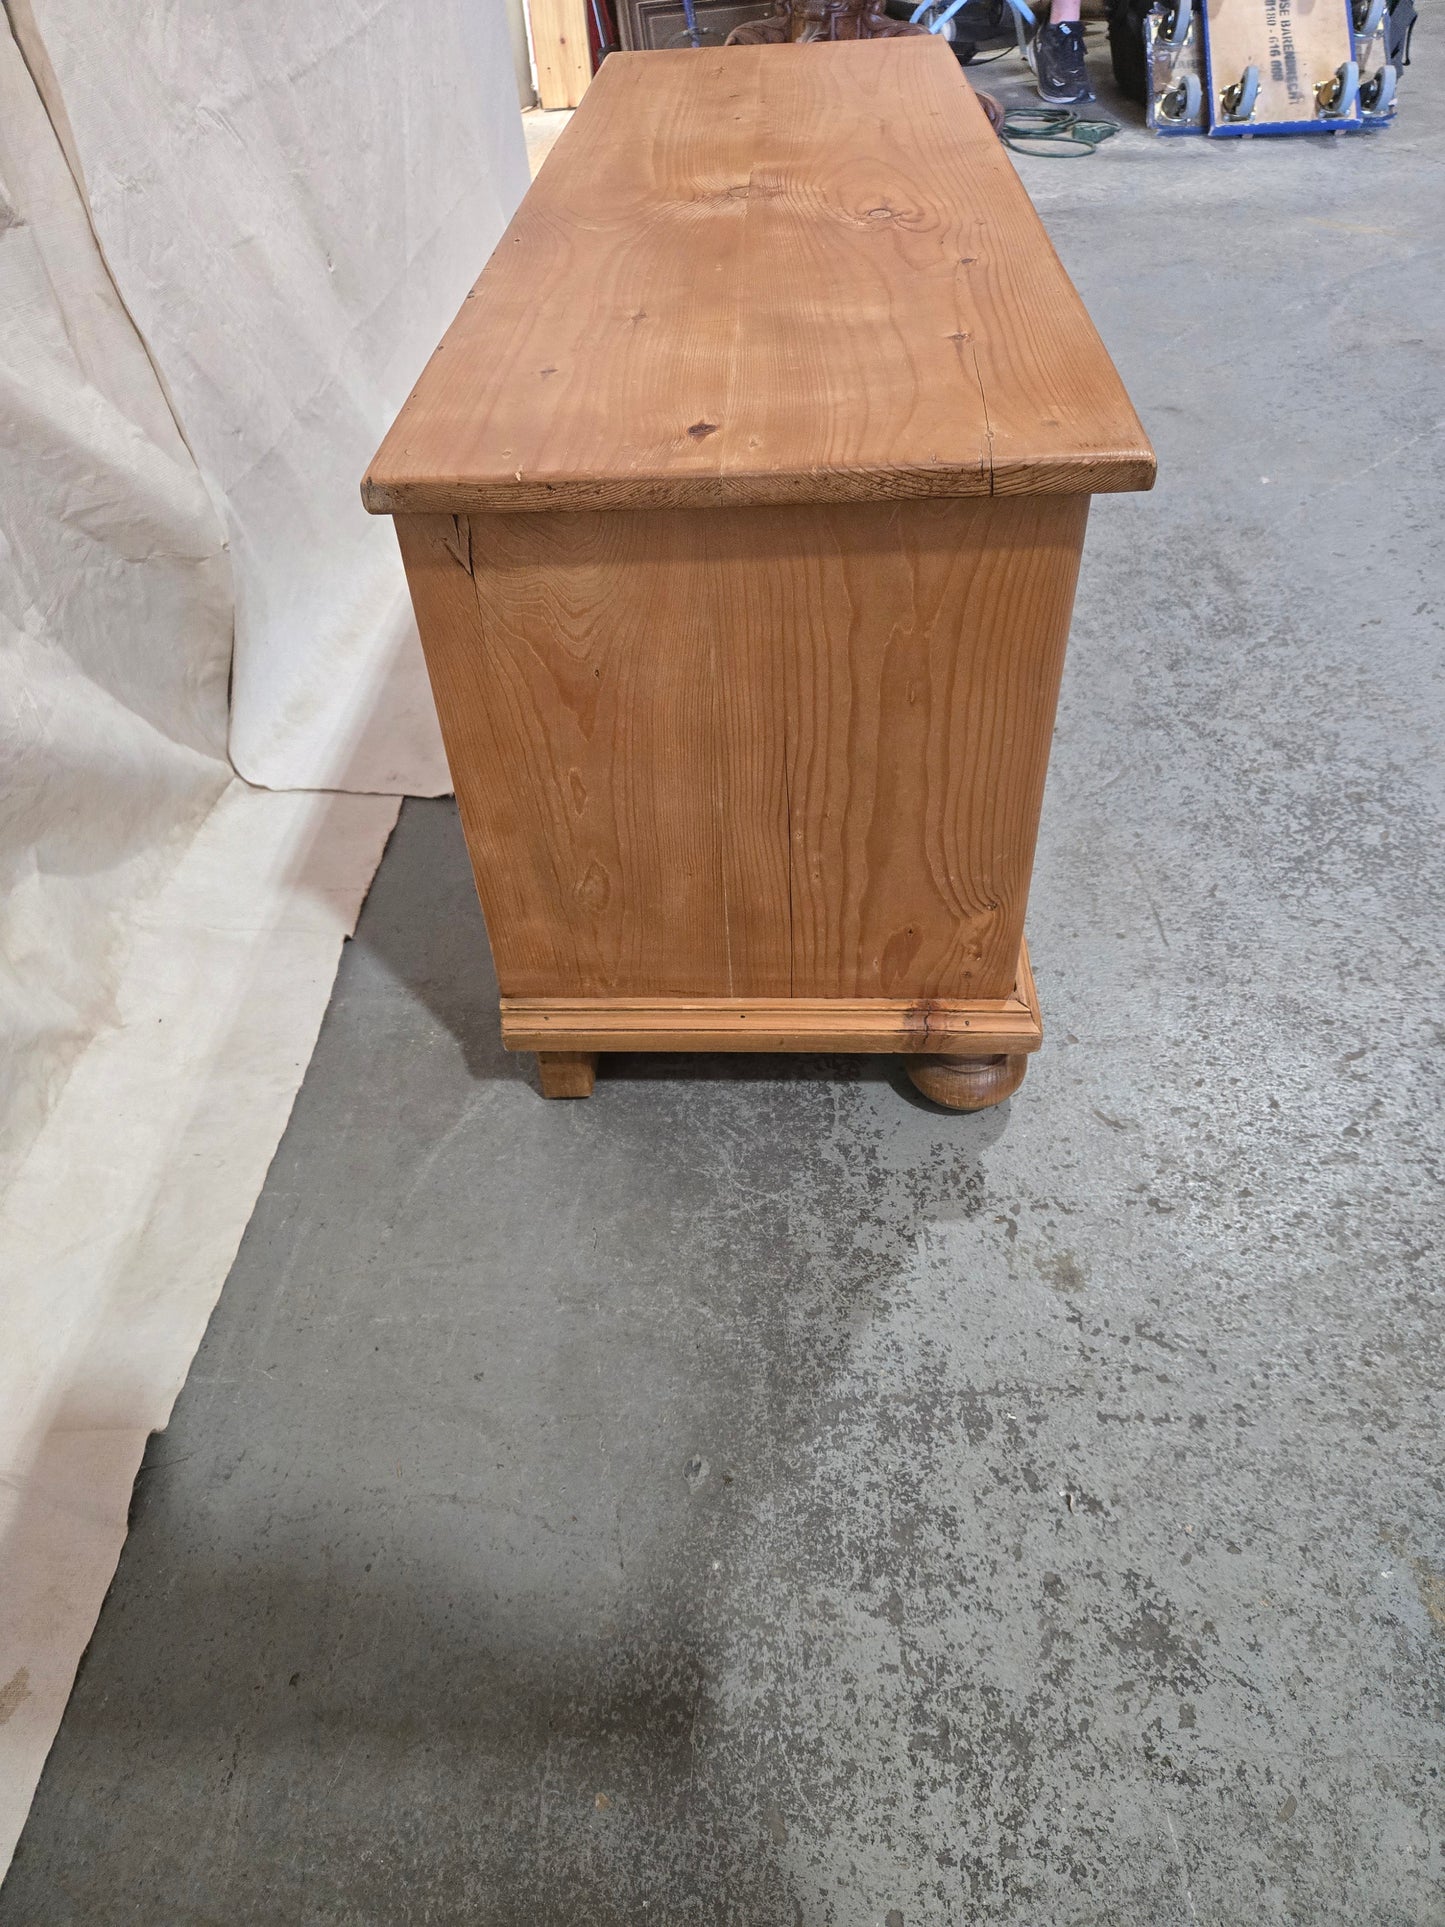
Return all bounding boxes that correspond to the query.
[1028,21,1095,104]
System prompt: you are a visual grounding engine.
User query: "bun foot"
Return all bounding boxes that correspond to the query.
[537,1051,597,1098]
[905,1051,1027,1112]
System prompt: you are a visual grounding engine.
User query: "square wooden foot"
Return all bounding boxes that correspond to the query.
[536,1051,597,1099]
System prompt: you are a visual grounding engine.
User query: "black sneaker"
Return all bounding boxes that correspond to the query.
[1029,21,1095,103]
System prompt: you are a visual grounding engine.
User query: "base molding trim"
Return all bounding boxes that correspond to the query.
[501,942,1042,1058]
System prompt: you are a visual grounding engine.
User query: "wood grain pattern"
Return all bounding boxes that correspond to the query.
[904,1051,1028,1109]
[530,0,594,109]
[363,40,1154,517]
[536,1050,598,1095]
[396,495,1080,1004]
[396,507,793,999]
[506,1001,1040,1052]
[502,938,1042,1052]
[782,493,1086,998]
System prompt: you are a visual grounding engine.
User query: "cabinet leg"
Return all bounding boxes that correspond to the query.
[536,1051,597,1099]
[904,1052,1027,1112]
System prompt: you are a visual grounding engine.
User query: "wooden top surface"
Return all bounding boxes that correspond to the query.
[364,40,1154,516]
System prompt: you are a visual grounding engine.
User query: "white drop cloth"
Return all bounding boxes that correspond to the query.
[0,0,527,1873]
[0,3,233,1170]
[13,0,529,793]
[0,782,401,1874]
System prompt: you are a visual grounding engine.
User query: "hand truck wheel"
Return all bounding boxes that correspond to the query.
[1316,59,1360,115]
[1361,62,1396,114]
[1221,62,1259,119]
[1160,69,1202,118]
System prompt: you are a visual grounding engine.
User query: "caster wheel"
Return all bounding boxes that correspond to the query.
[1161,68,1203,119]
[1354,0,1384,37]
[1222,62,1259,119]
[1362,62,1396,113]
[1165,0,1192,48]
[1317,58,1360,115]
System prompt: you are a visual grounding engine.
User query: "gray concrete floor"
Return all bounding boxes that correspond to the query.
[5,33,1443,1927]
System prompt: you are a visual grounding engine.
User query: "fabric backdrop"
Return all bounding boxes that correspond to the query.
[0,3,234,1171]
[15,0,530,793]
[0,0,528,1871]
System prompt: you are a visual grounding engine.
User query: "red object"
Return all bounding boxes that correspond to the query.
[586,0,618,66]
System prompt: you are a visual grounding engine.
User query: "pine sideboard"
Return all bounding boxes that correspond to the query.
[364,40,1154,1109]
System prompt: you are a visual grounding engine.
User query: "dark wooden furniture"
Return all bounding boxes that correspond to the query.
[614,0,773,49]
[726,0,923,40]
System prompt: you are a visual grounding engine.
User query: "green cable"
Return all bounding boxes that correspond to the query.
[1001,106,1121,156]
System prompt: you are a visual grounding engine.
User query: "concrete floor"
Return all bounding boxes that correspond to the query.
[5,34,1443,1927]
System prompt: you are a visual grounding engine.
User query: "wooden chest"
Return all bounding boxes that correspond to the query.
[364,39,1154,1109]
